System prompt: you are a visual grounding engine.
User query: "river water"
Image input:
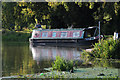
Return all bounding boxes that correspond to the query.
[2,42,120,77]
[2,42,82,76]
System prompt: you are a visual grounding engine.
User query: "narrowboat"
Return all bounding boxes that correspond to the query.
[29,26,103,47]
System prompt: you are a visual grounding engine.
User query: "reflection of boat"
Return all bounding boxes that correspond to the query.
[29,27,103,47]
[30,45,81,61]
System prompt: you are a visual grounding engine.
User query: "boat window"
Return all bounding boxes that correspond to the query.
[52,32,57,37]
[42,32,48,37]
[61,32,67,37]
[73,32,80,37]
[84,28,96,38]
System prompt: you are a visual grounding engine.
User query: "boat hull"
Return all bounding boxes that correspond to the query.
[29,38,98,48]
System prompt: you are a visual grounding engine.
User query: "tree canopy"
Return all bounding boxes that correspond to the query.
[2,2,120,34]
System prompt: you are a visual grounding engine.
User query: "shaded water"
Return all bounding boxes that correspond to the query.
[2,42,81,76]
[2,42,120,77]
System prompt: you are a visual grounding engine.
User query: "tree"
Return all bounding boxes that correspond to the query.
[2,2,16,30]
[2,2,120,34]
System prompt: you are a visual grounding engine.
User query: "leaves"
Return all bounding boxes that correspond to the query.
[93,38,120,59]
[2,2,120,33]
[52,56,73,71]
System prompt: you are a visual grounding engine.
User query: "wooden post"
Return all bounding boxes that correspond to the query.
[114,32,116,40]
[99,21,100,43]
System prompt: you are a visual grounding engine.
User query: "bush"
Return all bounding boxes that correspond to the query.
[93,38,120,59]
[82,38,120,59]
[52,56,73,71]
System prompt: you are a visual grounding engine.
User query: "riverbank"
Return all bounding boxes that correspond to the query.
[2,30,31,42]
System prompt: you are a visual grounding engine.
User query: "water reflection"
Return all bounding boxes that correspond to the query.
[30,45,81,62]
[3,42,120,77]
[2,42,82,77]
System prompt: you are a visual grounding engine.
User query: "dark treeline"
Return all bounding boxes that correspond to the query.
[2,2,120,34]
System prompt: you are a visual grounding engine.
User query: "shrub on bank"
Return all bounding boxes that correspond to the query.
[82,38,120,59]
[52,56,74,71]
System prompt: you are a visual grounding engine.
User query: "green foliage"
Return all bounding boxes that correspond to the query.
[28,23,35,30]
[81,50,92,59]
[52,56,73,71]
[92,39,120,59]
[90,59,120,68]
[104,35,113,39]
[82,38,120,59]
[2,2,120,34]
[2,2,16,30]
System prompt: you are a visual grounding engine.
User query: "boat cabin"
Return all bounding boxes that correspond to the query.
[29,26,103,47]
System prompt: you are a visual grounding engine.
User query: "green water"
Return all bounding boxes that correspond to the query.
[2,42,120,77]
[2,42,50,76]
[2,42,81,77]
